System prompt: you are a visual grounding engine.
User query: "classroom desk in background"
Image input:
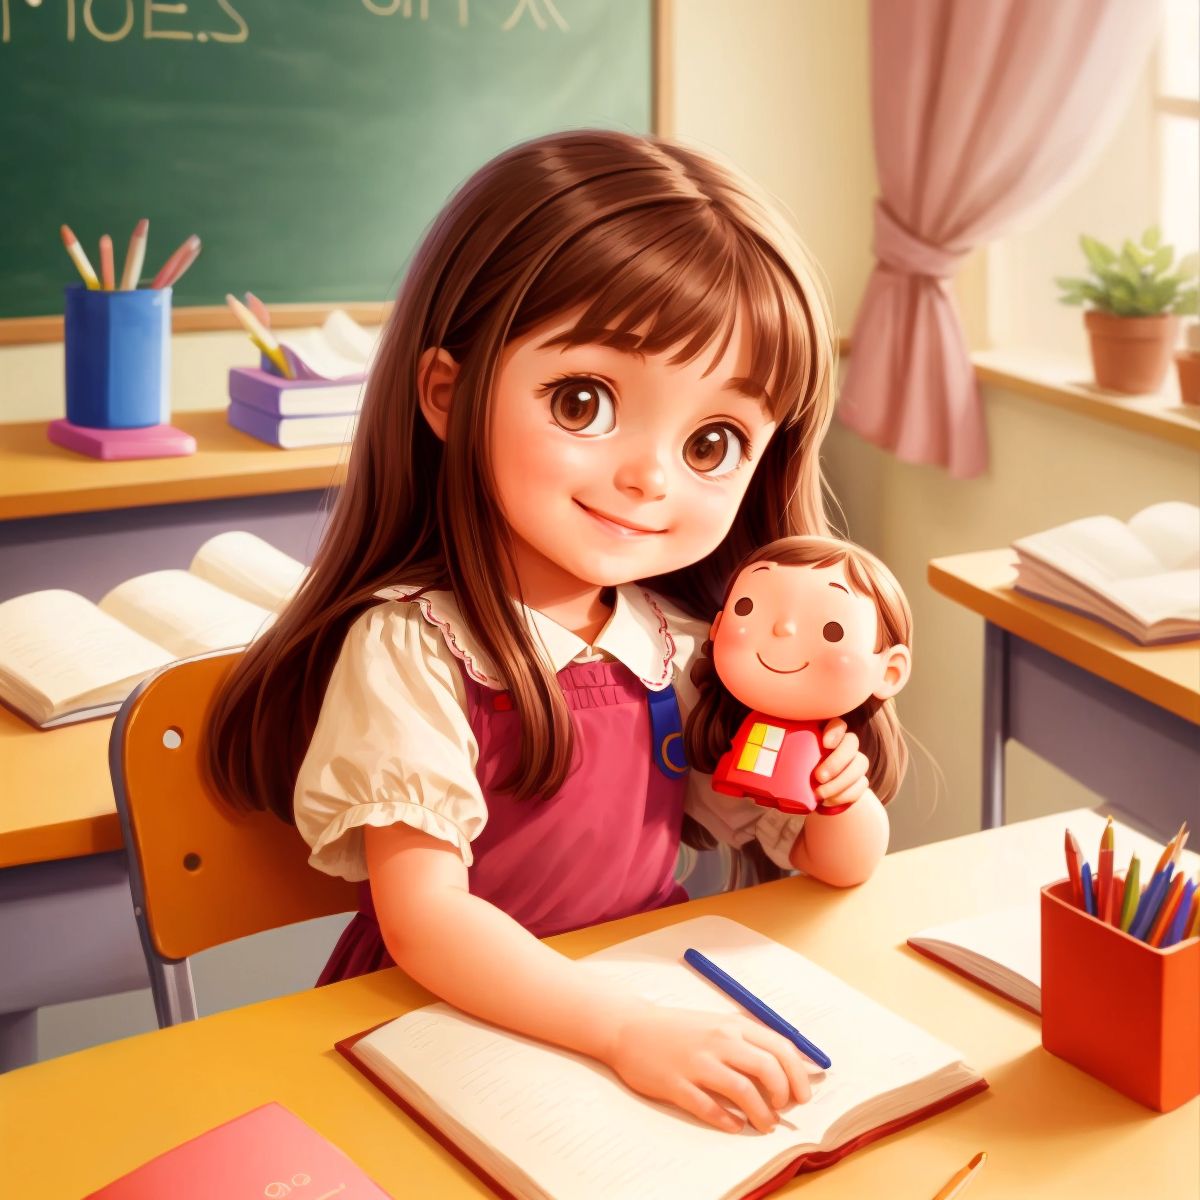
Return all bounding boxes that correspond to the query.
[1,807,1195,1198]
[0,411,342,1071]
[928,551,1200,841]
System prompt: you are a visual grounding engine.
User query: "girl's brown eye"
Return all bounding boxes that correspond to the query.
[683,423,746,476]
[823,621,844,642]
[549,379,615,435]
[733,597,754,616]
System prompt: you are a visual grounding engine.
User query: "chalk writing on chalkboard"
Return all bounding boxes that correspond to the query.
[0,0,574,43]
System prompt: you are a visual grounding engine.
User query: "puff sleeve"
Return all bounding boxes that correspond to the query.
[293,601,488,880]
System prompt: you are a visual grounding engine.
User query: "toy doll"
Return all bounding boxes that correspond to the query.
[690,535,913,817]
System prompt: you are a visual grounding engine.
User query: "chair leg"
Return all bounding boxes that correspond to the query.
[0,1009,38,1073]
[149,959,198,1028]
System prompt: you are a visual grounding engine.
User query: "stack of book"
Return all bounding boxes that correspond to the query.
[227,309,374,449]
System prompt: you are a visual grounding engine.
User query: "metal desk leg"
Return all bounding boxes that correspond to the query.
[0,1009,38,1073]
[981,622,1009,829]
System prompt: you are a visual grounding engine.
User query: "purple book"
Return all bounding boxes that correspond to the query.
[228,366,365,417]
[227,399,357,449]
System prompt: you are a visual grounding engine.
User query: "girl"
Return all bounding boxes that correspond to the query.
[688,535,911,879]
[206,129,893,1136]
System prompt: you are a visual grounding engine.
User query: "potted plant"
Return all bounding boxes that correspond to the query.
[1056,226,1198,394]
[1179,322,1200,406]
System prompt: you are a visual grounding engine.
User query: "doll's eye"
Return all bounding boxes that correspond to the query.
[733,597,754,616]
[823,621,844,642]
[548,377,615,435]
[683,423,747,476]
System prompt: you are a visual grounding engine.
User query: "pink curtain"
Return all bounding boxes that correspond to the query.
[837,0,1163,478]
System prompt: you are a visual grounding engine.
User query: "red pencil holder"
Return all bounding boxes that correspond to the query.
[1041,877,1200,1112]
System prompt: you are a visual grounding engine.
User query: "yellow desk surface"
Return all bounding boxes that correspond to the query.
[0,410,347,520]
[0,707,120,868]
[2,809,1195,1198]
[929,550,1200,725]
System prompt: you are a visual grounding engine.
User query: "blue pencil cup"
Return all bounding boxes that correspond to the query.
[64,285,171,429]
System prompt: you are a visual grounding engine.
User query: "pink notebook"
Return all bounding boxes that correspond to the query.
[85,1102,392,1199]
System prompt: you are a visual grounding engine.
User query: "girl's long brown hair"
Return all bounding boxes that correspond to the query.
[205,129,841,828]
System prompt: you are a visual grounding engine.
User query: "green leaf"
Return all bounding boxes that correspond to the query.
[1149,245,1174,277]
[1173,288,1199,316]
[1122,240,1150,271]
[1176,251,1200,278]
[1080,234,1116,276]
[1142,225,1161,250]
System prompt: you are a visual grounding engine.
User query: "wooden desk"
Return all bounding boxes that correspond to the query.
[929,551,1200,838]
[0,412,339,1070]
[1,808,1194,1198]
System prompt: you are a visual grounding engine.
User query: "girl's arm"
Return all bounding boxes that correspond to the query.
[365,822,821,1132]
[787,789,889,886]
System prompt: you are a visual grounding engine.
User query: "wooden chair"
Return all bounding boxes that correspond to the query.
[109,651,357,1028]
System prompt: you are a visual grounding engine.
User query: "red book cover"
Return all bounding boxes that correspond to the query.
[335,1024,988,1200]
[85,1102,392,1199]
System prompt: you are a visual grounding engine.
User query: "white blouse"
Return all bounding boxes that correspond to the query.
[293,583,806,882]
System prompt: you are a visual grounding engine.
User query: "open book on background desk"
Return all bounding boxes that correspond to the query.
[338,916,986,1200]
[0,532,305,729]
[1011,501,1200,644]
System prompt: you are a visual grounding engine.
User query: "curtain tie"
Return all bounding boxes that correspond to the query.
[873,201,969,280]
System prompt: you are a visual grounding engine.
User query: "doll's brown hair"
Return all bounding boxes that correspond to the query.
[205,129,840,823]
[686,536,912,873]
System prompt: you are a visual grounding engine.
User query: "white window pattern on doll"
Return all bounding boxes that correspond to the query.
[736,722,785,777]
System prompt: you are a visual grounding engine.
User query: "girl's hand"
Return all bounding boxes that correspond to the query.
[602,1000,821,1133]
[815,719,869,809]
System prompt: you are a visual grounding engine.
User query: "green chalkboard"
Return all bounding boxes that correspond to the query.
[0,0,654,320]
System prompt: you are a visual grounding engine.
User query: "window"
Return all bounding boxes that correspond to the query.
[1158,0,1200,257]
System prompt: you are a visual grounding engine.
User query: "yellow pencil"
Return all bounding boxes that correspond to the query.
[60,224,100,290]
[225,293,293,378]
[119,218,149,290]
[932,1151,987,1200]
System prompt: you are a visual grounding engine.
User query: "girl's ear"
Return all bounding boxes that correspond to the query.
[417,347,460,442]
[873,644,912,700]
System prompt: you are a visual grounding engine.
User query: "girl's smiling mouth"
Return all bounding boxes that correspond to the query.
[575,500,666,536]
[756,653,809,674]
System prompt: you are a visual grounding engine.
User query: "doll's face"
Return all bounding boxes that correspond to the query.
[485,308,778,592]
[711,561,910,719]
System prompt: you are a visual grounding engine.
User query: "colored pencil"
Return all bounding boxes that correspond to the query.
[1065,830,1084,908]
[225,293,293,379]
[98,234,114,291]
[1147,873,1188,947]
[1161,879,1197,948]
[151,234,201,289]
[932,1151,987,1200]
[1130,864,1174,941]
[1118,854,1140,932]
[60,224,100,290]
[119,218,149,290]
[1185,888,1200,941]
[244,290,271,328]
[1080,862,1096,916]
[1097,818,1114,923]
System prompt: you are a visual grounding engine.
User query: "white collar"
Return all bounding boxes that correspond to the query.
[373,582,676,692]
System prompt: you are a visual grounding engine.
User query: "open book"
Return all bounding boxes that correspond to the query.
[0,531,306,729]
[1011,501,1200,644]
[338,917,986,1200]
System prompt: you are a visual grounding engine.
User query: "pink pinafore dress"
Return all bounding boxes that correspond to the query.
[316,657,689,985]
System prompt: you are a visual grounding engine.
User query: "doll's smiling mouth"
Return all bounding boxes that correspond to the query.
[756,654,810,674]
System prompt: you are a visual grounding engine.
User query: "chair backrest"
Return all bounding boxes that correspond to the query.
[110,651,356,964]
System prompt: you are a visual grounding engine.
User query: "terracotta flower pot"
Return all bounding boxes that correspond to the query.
[1084,311,1179,394]
[1177,352,1200,406]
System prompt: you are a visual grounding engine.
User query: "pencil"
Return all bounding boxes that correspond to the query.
[932,1151,987,1200]
[225,293,292,379]
[98,235,114,291]
[1147,873,1187,947]
[157,235,202,288]
[1130,865,1174,942]
[244,290,271,328]
[1185,888,1200,941]
[1080,861,1096,916]
[60,224,100,290]
[1118,854,1140,932]
[1065,830,1084,908]
[119,218,149,290]
[151,234,200,289]
[1097,818,1114,923]
[1161,879,1197,948]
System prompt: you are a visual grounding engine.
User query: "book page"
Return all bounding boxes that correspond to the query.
[99,571,277,659]
[1127,502,1200,571]
[355,917,975,1200]
[0,590,173,722]
[1108,570,1200,626]
[1014,516,1165,584]
[189,531,308,612]
[910,902,1042,988]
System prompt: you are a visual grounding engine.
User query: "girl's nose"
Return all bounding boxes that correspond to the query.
[614,453,668,501]
[772,616,797,637]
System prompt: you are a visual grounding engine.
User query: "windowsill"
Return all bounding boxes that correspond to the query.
[971,347,1200,452]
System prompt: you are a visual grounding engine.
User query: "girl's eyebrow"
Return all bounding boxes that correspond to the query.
[829,581,850,593]
[537,329,775,412]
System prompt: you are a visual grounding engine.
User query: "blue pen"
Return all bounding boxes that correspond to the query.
[683,948,832,1070]
[1161,879,1196,948]
[1080,862,1096,915]
[1130,865,1174,942]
